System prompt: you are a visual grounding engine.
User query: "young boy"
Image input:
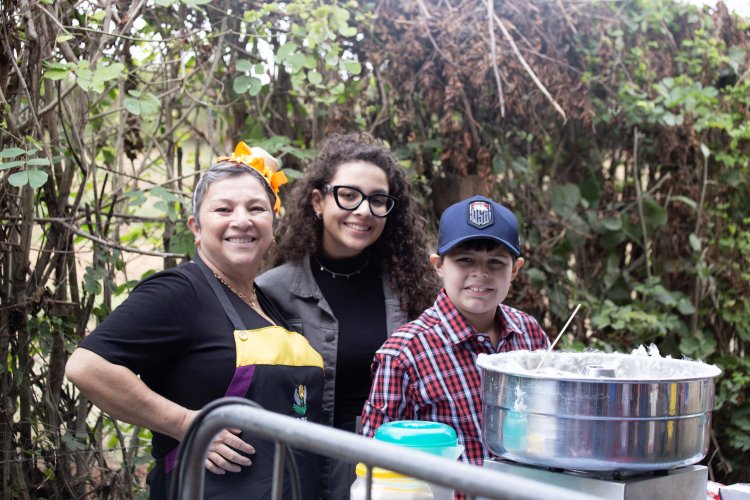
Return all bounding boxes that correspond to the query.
[360,195,550,468]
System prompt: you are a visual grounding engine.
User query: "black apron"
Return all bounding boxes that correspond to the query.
[148,255,324,499]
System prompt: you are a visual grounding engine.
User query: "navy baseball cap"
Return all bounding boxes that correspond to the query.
[437,195,521,257]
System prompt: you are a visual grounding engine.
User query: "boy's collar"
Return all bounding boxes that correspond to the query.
[434,289,502,342]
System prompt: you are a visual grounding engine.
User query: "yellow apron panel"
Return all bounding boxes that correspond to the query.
[234,326,324,368]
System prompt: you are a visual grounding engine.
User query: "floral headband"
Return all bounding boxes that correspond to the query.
[216,141,288,214]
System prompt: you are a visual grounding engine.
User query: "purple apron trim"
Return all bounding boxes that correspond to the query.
[225,364,256,398]
[163,365,256,474]
[164,447,179,474]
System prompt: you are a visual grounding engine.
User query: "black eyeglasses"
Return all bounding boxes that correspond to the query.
[322,185,397,217]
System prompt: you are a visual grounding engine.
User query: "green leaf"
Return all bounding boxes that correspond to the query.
[492,156,507,174]
[154,0,176,5]
[700,143,710,158]
[0,147,26,159]
[184,0,212,6]
[90,10,106,22]
[341,60,361,75]
[61,432,86,451]
[601,216,622,231]
[8,171,30,187]
[82,266,104,295]
[125,190,147,207]
[44,67,71,81]
[302,55,317,69]
[339,26,357,37]
[325,52,339,66]
[27,169,48,188]
[27,158,50,166]
[565,213,589,248]
[124,96,141,114]
[168,227,196,255]
[247,77,263,96]
[93,62,124,82]
[233,75,252,94]
[307,70,323,85]
[291,71,305,88]
[551,183,581,217]
[641,197,667,229]
[287,53,308,72]
[677,298,696,315]
[150,186,180,202]
[236,59,254,72]
[282,168,303,180]
[688,233,702,252]
[662,113,683,126]
[276,42,298,61]
[91,79,105,94]
[670,195,697,210]
[251,135,291,153]
[728,46,746,73]
[56,34,74,43]
[75,69,94,91]
[1,160,25,170]
[525,267,546,286]
[138,93,160,119]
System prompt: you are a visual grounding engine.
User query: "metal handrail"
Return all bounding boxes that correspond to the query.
[176,401,602,500]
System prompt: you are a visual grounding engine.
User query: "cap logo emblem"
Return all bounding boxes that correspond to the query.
[467,201,493,229]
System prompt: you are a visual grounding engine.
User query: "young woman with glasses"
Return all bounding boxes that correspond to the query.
[256,132,439,499]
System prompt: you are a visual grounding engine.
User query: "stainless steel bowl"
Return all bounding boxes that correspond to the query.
[478,350,722,472]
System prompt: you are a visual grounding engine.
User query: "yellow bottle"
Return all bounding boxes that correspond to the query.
[350,463,434,500]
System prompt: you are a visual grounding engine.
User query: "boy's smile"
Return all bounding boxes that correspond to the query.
[431,245,524,334]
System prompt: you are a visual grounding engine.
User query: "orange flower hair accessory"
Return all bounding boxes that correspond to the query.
[216,141,288,214]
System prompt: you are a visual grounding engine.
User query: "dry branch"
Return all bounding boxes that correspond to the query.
[492,12,567,122]
[486,0,506,116]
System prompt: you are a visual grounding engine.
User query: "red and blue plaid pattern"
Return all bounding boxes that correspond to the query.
[361,289,549,467]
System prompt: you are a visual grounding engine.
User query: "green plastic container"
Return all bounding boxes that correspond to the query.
[373,421,464,500]
[374,420,463,459]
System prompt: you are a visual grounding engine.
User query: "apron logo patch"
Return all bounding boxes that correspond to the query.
[293,384,308,417]
[467,201,494,229]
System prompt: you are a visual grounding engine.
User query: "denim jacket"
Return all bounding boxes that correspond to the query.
[256,254,408,428]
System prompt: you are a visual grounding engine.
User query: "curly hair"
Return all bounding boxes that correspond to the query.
[271,132,439,317]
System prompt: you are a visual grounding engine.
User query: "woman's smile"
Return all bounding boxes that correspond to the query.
[343,221,371,232]
[225,235,259,245]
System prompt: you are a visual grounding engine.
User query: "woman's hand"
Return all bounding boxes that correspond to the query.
[204,428,256,474]
[180,410,256,474]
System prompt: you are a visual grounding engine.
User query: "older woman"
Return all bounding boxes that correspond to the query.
[65,143,324,500]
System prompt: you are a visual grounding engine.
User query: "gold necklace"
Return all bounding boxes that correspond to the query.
[213,272,258,308]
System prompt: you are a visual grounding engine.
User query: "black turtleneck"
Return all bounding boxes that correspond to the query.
[312,251,387,429]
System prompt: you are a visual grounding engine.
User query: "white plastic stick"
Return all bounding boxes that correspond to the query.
[535,303,582,371]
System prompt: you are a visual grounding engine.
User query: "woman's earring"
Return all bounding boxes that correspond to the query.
[194,238,200,246]
[315,211,322,220]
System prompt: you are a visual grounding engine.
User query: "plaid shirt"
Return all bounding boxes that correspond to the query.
[361,289,549,468]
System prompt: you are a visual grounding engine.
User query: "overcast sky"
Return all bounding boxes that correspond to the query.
[685,0,750,17]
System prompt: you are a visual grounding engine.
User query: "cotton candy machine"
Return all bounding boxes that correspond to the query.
[478,348,722,500]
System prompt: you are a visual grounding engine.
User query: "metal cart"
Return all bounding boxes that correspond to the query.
[172,398,601,500]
